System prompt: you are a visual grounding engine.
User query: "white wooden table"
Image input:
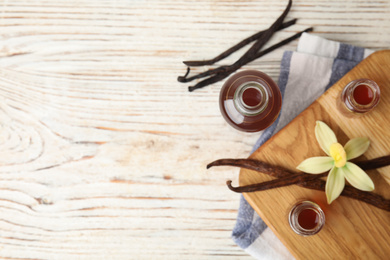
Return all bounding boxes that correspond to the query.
[0,0,389,259]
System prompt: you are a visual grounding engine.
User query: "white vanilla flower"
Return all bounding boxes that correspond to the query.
[297,121,374,204]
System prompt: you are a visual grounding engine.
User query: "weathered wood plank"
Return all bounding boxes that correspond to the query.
[0,0,389,259]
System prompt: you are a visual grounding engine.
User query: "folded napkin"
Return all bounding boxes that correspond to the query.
[232,33,374,259]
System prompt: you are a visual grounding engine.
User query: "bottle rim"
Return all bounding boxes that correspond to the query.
[288,200,325,236]
[342,78,380,113]
[233,81,269,116]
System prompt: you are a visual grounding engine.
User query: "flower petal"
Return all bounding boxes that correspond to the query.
[344,137,370,160]
[315,121,337,156]
[326,166,345,204]
[297,156,334,174]
[343,162,375,191]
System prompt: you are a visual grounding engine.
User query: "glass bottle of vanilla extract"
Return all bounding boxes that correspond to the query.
[219,70,282,132]
[338,78,380,117]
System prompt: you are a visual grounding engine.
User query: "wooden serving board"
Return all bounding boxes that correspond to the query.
[240,50,390,259]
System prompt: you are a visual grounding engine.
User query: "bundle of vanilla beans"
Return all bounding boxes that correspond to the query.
[178,0,312,92]
[207,155,390,211]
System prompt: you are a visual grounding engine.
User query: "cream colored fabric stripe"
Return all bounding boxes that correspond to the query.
[274,52,334,134]
[297,33,340,58]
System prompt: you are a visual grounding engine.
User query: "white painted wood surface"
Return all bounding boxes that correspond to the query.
[0,0,389,259]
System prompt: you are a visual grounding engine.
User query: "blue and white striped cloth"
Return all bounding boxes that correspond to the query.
[233,33,374,259]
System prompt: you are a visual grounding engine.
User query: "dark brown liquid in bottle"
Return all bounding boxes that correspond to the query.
[219,70,282,132]
[338,78,380,117]
[298,208,319,230]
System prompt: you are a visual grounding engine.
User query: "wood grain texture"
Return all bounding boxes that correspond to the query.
[241,51,390,259]
[0,0,389,259]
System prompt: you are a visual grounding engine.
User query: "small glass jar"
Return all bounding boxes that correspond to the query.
[219,70,282,132]
[338,78,380,116]
[288,200,325,236]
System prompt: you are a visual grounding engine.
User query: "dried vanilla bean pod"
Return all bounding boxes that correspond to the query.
[208,156,390,211]
[179,27,312,85]
[226,172,327,192]
[207,158,294,178]
[233,0,292,68]
[353,155,390,170]
[301,178,390,211]
[207,155,390,176]
[179,0,296,91]
[226,176,390,211]
[183,0,292,82]
[183,19,297,67]
[186,28,312,91]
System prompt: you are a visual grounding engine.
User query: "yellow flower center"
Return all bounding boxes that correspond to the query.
[329,143,347,168]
